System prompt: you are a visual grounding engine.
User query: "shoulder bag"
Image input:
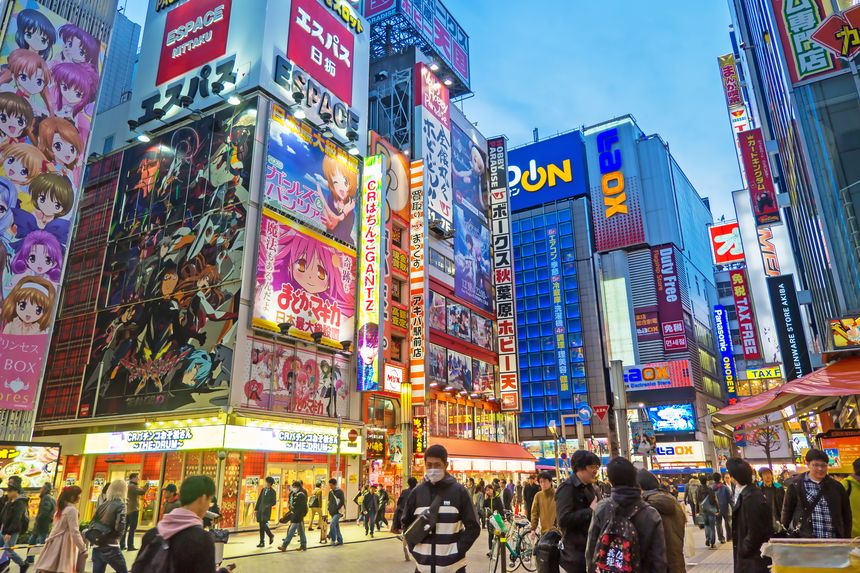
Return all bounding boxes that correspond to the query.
[404,493,444,546]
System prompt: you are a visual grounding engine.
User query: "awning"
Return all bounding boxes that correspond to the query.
[429,437,537,472]
[712,357,860,431]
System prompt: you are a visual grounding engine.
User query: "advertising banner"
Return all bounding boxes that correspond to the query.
[623,360,693,392]
[0,443,58,489]
[631,421,656,455]
[451,122,488,218]
[412,416,427,457]
[447,348,472,391]
[714,305,739,404]
[772,0,841,84]
[507,131,588,212]
[224,424,362,455]
[821,432,860,473]
[446,300,471,342]
[831,316,860,349]
[453,205,492,312]
[646,403,697,433]
[471,313,494,350]
[243,338,350,418]
[547,227,571,396]
[427,343,447,387]
[383,363,403,393]
[487,137,520,412]
[634,306,661,342]
[369,132,410,221]
[428,290,446,331]
[709,221,745,265]
[408,161,427,404]
[156,0,231,85]
[287,0,355,105]
[742,420,792,461]
[729,269,761,360]
[729,106,751,135]
[766,274,812,381]
[253,208,356,342]
[654,441,706,464]
[739,128,780,227]
[415,63,452,234]
[718,54,743,108]
[356,155,385,392]
[471,359,494,396]
[85,425,227,454]
[0,1,105,411]
[746,365,783,380]
[652,245,687,353]
[811,5,860,60]
[264,103,360,247]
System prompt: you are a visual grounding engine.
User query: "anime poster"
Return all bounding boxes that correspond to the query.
[388,433,403,465]
[254,208,356,343]
[447,349,472,391]
[471,313,494,351]
[453,205,492,312]
[471,359,494,395]
[264,103,359,247]
[446,300,471,342]
[77,103,257,417]
[428,290,446,331]
[451,123,487,218]
[0,2,106,410]
[369,132,410,222]
[427,343,447,387]
[242,338,349,419]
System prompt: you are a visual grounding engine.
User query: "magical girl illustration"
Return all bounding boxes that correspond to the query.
[0,49,53,117]
[356,322,379,389]
[13,172,73,247]
[316,155,358,245]
[10,229,62,285]
[36,116,82,183]
[0,177,15,298]
[49,62,99,140]
[0,275,55,335]
[15,9,56,60]
[54,24,100,68]
[0,93,34,146]
[1,142,47,208]
[453,139,487,211]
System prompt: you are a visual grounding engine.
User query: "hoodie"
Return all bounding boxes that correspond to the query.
[842,475,860,538]
[156,507,202,539]
[137,507,215,573]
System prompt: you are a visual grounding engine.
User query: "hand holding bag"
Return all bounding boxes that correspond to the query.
[404,494,443,547]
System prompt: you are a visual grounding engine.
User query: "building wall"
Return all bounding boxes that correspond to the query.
[97,10,139,113]
[37,0,116,43]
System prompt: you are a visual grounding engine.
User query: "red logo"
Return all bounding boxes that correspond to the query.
[593,405,609,421]
[157,0,232,86]
[811,6,860,60]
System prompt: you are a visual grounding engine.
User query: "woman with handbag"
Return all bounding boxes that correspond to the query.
[34,486,86,573]
[482,485,504,557]
[89,480,128,573]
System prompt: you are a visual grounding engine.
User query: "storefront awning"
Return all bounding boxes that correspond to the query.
[429,437,537,473]
[712,357,860,432]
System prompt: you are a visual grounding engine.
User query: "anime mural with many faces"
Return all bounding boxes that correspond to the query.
[0,2,105,411]
[77,102,257,418]
[264,103,359,248]
[242,338,349,418]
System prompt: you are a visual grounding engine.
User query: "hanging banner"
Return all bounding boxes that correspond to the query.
[766,275,812,381]
[718,54,743,108]
[709,221,745,265]
[414,63,452,235]
[739,128,781,227]
[714,305,739,404]
[652,245,687,353]
[357,155,385,391]
[547,226,572,400]
[453,204,492,312]
[408,161,427,404]
[729,269,761,360]
[487,136,520,412]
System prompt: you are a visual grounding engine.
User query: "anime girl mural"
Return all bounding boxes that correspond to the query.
[317,155,358,245]
[1,142,47,207]
[54,23,100,68]
[49,62,99,140]
[0,49,53,117]
[14,9,56,60]
[36,116,82,184]
[12,171,73,247]
[0,275,55,335]
[9,229,62,285]
[0,93,35,146]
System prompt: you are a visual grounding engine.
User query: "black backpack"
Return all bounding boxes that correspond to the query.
[131,531,174,573]
[591,501,643,573]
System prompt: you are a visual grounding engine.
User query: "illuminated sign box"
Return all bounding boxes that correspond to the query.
[224,424,362,455]
[654,441,706,464]
[745,366,783,380]
[84,425,227,454]
[623,360,692,392]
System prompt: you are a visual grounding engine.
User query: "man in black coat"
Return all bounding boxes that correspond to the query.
[758,467,785,532]
[0,483,29,572]
[781,448,852,538]
[555,450,601,573]
[727,458,773,573]
[391,476,418,533]
[255,476,277,547]
[279,480,309,551]
[522,476,540,522]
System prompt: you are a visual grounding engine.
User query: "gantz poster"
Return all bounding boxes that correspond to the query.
[0,1,106,411]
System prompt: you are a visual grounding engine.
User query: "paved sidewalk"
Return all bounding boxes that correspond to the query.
[685,518,735,572]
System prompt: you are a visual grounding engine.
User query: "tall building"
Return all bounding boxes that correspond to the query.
[37,0,116,43]
[97,9,139,112]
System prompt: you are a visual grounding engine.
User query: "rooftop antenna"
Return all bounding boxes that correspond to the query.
[533,128,539,143]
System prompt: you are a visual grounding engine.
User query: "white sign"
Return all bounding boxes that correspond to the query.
[653,441,706,464]
[383,364,403,393]
[84,425,226,454]
[224,424,362,455]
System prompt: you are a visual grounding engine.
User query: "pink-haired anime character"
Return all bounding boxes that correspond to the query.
[55,24,100,68]
[10,229,63,284]
[50,62,99,140]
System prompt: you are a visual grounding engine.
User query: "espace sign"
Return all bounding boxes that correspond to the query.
[654,441,706,464]
[157,0,232,85]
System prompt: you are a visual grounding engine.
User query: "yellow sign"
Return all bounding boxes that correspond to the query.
[830,316,860,349]
[745,366,783,380]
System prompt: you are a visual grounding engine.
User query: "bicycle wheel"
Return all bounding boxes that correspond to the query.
[517,535,536,572]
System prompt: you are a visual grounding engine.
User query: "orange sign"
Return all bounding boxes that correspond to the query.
[830,316,860,349]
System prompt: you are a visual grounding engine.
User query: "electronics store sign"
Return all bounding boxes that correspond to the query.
[84,425,226,454]
[654,441,706,464]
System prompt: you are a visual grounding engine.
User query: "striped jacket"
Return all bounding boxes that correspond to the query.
[402,475,481,573]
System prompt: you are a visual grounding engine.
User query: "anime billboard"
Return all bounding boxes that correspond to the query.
[453,204,492,312]
[253,208,356,343]
[264,103,359,247]
[427,343,447,387]
[77,103,257,418]
[0,2,105,410]
[447,348,472,391]
[451,122,487,218]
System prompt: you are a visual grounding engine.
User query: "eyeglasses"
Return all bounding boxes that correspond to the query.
[809,462,828,470]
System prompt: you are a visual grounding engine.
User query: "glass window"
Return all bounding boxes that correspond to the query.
[545,212,558,224]
[522,242,535,257]
[559,222,573,235]
[560,235,574,249]
[520,218,533,231]
[558,209,571,221]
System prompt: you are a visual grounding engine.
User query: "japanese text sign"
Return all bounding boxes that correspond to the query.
[652,245,687,353]
[740,128,781,227]
[709,221,745,265]
[812,4,860,60]
[773,0,841,84]
[718,54,743,108]
[729,269,761,360]
[408,161,427,404]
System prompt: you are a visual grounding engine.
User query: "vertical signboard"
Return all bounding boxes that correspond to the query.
[652,245,687,353]
[772,0,841,84]
[414,63,452,235]
[766,275,812,381]
[739,128,780,227]
[357,155,386,391]
[713,305,739,404]
[728,269,761,360]
[408,161,427,404]
[0,1,105,411]
[547,227,571,401]
[709,221,745,265]
[718,54,744,108]
[487,137,520,412]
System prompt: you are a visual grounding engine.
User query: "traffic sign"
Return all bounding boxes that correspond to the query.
[593,405,609,421]
[576,404,593,421]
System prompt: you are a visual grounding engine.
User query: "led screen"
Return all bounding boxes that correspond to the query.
[646,403,696,433]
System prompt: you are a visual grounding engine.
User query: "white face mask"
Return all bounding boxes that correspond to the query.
[425,468,445,483]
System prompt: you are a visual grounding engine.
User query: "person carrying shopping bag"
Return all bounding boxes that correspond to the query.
[34,486,86,573]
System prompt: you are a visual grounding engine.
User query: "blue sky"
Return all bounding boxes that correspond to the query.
[123,1,741,219]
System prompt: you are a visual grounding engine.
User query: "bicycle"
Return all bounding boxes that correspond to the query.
[488,512,536,572]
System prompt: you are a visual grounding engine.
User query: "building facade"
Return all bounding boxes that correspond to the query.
[96,9,139,113]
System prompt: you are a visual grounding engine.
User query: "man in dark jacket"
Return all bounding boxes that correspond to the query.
[326,478,346,546]
[124,473,149,550]
[556,450,601,573]
[523,476,540,522]
[28,483,55,545]
[376,485,390,530]
[362,485,380,537]
[482,484,505,555]
[0,483,29,572]
[759,467,785,533]
[713,472,733,543]
[781,448,852,538]
[134,475,216,573]
[91,484,128,573]
[638,470,686,573]
[585,458,666,573]
[279,480,308,551]
[392,476,418,533]
[402,444,480,573]
[255,476,277,547]
[501,479,513,512]
[727,458,773,573]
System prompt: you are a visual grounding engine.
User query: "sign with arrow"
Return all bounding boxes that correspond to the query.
[576,404,593,422]
[812,5,860,60]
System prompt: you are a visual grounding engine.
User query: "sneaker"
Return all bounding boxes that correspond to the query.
[256,543,265,548]
[278,545,287,552]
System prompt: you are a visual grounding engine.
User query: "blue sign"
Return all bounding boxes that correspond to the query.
[547,226,573,406]
[577,404,593,421]
[713,305,739,403]
[507,132,588,212]
[646,404,696,433]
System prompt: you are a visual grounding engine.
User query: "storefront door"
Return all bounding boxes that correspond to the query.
[266,463,329,520]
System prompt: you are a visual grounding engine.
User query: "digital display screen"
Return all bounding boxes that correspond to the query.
[646,403,696,433]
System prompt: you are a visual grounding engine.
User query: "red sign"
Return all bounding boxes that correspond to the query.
[709,221,745,265]
[414,63,450,129]
[811,5,860,60]
[157,0,232,86]
[593,405,609,421]
[728,269,761,360]
[287,0,355,105]
[652,245,687,353]
[739,129,780,227]
[772,0,841,84]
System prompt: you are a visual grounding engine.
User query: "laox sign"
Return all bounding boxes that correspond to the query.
[597,128,626,217]
[655,445,694,456]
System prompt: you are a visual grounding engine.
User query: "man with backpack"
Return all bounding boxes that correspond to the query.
[326,478,346,546]
[585,457,666,573]
[0,482,30,573]
[726,458,773,573]
[697,474,720,548]
[713,473,733,542]
[781,448,852,538]
[132,475,216,573]
[841,458,860,537]
[638,470,686,573]
[684,475,701,522]
[556,450,601,573]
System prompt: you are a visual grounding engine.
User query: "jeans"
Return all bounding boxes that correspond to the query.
[364,511,377,534]
[328,513,343,544]
[308,507,322,529]
[259,520,273,543]
[0,532,25,566]
[124,510,139,549]
[704,514,717,546]
[375,510,388,529]
[282,521,307,549]
[92,546,129,573]
[717,511,731,542]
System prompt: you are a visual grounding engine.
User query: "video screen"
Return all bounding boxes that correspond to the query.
[646,404,696,433]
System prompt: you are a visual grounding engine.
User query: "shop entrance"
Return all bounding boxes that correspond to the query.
[267,463,328,524]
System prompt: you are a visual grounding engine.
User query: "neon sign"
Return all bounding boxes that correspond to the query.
[597,128,626,218]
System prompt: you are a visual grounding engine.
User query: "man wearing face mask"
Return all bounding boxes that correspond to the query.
[402,444,480,573]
